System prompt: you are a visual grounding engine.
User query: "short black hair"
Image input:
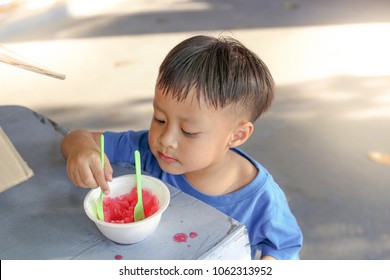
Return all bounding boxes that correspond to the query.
[157,35,274,122]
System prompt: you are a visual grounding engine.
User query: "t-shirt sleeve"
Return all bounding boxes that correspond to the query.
[103,130,163,177]
[252,187,303,260]
[256,210,303,260]
[103,130,149,164]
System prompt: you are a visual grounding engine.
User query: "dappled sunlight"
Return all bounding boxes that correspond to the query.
[257,23,390,86]
[322,23,390,78]
[372,93,390,104]
[2,24,390,126]
[345,107,390,120]
[268,74,390,123]
[302,88,357,103]
[272,110,319,122]
[24,0,56,10]
[1,5,390,137]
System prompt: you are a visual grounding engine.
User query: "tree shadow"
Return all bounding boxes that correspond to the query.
[1,0,390,43]
[37,97,153,131]
[242,74,390,259]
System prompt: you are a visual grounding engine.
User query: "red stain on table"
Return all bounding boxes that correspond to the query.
[114,255,123,260]
[173,233,188,243]
[173,231,199,244]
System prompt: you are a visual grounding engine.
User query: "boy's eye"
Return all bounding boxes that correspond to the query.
[153,116,165,124]
[181,129,199,138]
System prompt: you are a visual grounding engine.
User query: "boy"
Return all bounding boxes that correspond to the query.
[61,35,303,260]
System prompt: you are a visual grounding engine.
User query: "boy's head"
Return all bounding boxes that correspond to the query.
[148,35,275,176]
[156,35,274,123]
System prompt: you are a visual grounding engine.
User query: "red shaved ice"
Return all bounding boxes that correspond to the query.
[103,187,159,223]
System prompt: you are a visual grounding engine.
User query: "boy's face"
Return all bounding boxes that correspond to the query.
[148,87,239,176]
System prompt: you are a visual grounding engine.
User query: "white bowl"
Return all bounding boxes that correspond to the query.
[84,174,170,244]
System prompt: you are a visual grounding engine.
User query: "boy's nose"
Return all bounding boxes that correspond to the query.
[159,127,178,149]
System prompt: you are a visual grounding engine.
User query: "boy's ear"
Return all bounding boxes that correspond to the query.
[228,121,254,148]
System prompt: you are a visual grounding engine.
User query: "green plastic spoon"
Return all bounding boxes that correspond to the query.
[134,150,145,222]
[96,134,105,221]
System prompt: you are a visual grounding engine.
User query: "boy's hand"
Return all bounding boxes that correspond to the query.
[61,130,113,195]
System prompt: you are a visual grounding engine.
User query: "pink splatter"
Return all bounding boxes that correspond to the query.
[173,233,188,243]
[173,232,198,244]
[114,255,123,260]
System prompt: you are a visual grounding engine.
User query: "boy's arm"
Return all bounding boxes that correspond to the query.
[261,255,276,260]
[61,129,113,194]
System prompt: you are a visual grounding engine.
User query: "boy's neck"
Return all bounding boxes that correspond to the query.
[184,150,258,196]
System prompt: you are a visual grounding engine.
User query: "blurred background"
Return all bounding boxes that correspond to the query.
[1,0,390,259]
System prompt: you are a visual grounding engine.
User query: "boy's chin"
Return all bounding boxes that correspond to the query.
[160,165,183,175]
[157,161,184,175]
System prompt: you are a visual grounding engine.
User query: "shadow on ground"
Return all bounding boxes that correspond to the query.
[1,0,390,43]
[242,74,390,259]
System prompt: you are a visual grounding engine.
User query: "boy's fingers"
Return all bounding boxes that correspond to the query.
[68,169,79,187]
[98,180,110,195]
[78,167,99,188]
[104,156,113,182]
[68,165,92,188]
[91,161,110,195]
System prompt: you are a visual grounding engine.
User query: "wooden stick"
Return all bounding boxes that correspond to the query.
[0,45,66,80]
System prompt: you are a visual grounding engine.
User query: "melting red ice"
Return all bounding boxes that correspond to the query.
[173,232,198,243]
[103,187,159,223]
[173,233,188,243]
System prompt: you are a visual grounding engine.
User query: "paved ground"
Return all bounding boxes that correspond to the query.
[1,0,390,259]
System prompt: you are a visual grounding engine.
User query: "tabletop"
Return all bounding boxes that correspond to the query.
[0,105,250,260]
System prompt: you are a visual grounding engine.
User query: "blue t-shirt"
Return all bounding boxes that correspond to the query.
[104,130,303,259]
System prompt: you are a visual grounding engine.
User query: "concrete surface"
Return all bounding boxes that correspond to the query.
[1,0,390,259]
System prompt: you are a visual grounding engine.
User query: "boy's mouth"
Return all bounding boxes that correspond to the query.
[158,152,177,163]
